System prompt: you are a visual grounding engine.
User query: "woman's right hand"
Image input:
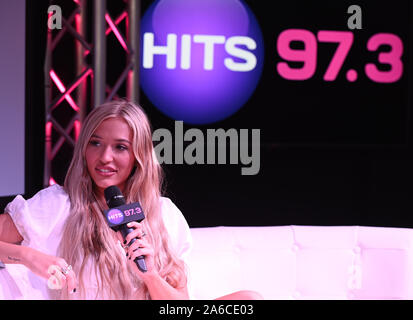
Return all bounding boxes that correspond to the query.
[23,246,77,293]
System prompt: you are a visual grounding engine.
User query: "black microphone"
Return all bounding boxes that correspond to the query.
[103,186,147,273]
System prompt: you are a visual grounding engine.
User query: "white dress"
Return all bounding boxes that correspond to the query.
[0,184,192,299]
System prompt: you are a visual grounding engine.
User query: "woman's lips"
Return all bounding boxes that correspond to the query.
[95,167,116,176]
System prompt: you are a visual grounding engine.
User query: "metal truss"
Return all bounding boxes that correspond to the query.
[44,0,141,187]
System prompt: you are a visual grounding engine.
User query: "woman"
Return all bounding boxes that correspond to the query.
[0,100,261,300]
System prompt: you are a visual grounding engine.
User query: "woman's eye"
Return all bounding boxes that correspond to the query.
[116,144,128,151]
[89,140,100,147]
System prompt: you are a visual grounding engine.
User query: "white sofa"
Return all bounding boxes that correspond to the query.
[186,225,413,300]
[2,225,413,299]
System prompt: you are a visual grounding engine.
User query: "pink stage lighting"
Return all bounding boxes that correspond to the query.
[49,70,80,112]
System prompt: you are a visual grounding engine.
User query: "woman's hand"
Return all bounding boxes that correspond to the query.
[116,222,190,300]
[23,246,77,293]
[118,222,155,276]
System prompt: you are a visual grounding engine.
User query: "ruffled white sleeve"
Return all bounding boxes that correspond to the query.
[160,197,194,298]
[160,197,192,263]
[5,184,71,255]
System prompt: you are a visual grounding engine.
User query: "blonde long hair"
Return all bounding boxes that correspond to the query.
[58,100,186,299]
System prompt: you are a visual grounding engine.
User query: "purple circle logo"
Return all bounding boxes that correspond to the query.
[106,208,124,225]
[140,0,264,124]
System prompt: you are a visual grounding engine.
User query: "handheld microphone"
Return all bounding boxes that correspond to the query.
[103,186,147,273]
